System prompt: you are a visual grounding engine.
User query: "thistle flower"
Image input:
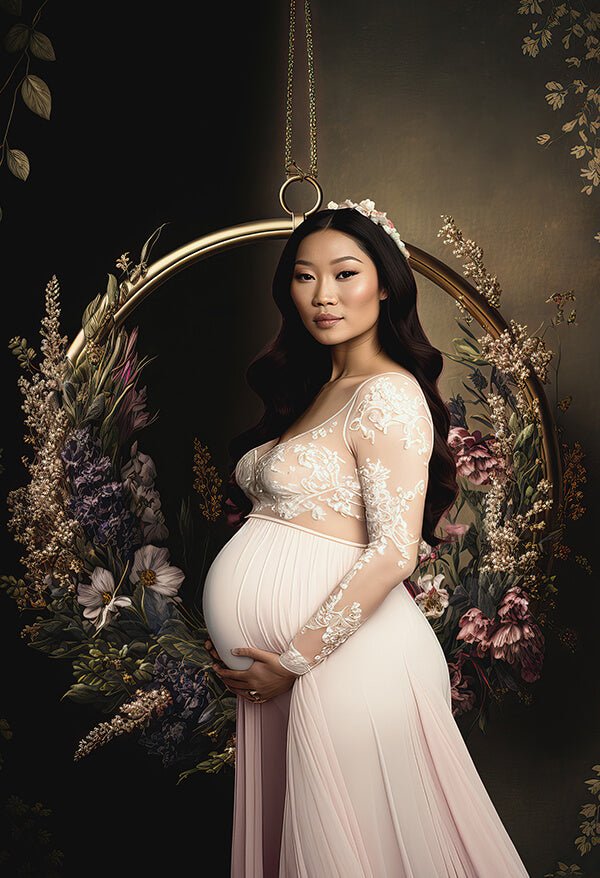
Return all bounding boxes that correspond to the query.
[109,326,158,445]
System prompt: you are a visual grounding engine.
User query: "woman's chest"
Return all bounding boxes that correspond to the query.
[235,418,365,525]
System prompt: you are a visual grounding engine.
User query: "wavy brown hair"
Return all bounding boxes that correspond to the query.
[225,207,458,547]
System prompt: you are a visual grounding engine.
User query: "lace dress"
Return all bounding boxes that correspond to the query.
[202,371,530,878]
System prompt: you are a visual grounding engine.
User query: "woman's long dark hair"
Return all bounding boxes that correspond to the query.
[225,207,458,547]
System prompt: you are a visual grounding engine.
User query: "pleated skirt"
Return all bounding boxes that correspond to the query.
[202,514,530,877]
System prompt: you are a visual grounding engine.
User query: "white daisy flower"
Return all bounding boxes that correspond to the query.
[129,544,185,598]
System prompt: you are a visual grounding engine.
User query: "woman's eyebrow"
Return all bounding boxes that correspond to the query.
[294,256,363,266]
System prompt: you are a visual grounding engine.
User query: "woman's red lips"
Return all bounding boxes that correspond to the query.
[314,315,342,324]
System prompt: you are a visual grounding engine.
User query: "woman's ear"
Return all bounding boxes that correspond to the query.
[379,288,388,301]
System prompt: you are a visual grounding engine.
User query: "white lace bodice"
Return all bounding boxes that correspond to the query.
[234,371,435,675]
[236,371,433,544]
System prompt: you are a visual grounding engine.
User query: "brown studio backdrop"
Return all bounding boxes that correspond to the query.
[0,2,597,874]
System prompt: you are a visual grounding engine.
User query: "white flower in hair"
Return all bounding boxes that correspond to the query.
[327,197,411,260]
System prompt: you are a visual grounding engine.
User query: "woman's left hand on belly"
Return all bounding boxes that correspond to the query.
[210,643,298,703]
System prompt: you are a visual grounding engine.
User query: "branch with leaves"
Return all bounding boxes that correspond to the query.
[518,0,599,239]
[0,0,54,221]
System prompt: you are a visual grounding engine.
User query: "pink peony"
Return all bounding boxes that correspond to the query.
[487,587,545,681]
[457,586,545,682]
[448,427,505,485]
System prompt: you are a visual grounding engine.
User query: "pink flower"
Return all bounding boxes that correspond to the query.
[447,427,505,485]
[448,652,477,717]
[457,587,545,682]
[456,607,495,658]
[439,517,470,542]
[487,587,545,681]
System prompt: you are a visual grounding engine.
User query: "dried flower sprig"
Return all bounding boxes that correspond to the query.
[192,438,223,523]
[479,320,554,385]
[437,215,503,314]
[73,685,172,761]
[6,276,83,607]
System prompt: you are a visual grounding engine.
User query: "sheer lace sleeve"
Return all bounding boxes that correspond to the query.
[277,372,434,676]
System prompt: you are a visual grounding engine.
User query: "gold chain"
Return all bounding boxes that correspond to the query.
[284,0,318,180]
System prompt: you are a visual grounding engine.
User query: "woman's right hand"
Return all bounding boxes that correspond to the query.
[205,638,224,668]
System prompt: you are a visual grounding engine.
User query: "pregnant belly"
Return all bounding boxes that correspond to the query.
[202,515,365,672]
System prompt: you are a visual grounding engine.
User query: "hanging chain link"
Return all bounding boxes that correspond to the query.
[284,0,318,180]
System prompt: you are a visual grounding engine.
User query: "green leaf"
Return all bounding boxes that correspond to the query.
[451,339,488,366]
[513,423,535,452]
[85,393,107,423]
[456,320,480,343]
[470,415,494,429]
[62,683,98,704]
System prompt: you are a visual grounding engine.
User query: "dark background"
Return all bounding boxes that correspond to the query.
[1,2,598,875]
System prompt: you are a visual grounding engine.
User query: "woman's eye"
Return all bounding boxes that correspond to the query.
[294,270,357,281]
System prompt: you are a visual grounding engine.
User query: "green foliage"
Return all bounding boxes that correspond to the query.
[63,639,159,714]
[8,336,37,371]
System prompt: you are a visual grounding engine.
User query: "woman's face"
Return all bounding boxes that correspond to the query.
[290,228,387,344]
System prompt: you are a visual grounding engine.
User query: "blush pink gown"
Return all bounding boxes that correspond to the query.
[202,371,530,877]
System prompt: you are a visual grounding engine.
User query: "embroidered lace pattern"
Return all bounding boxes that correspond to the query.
[233,371,435,675]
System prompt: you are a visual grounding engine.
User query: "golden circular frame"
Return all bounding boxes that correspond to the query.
[66,178,563,562]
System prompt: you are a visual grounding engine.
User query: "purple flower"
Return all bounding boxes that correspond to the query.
[110,327,157,445]
[61,426,141,562]
[138,653,213,766]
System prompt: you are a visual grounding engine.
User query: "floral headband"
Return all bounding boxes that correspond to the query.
[326,197,411,261]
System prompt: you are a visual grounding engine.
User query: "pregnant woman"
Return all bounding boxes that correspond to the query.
[202,198,530,877]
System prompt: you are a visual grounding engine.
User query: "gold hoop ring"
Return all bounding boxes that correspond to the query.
[278,173,323,226]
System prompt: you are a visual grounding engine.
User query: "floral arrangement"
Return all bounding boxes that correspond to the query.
[1,217,588,786]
